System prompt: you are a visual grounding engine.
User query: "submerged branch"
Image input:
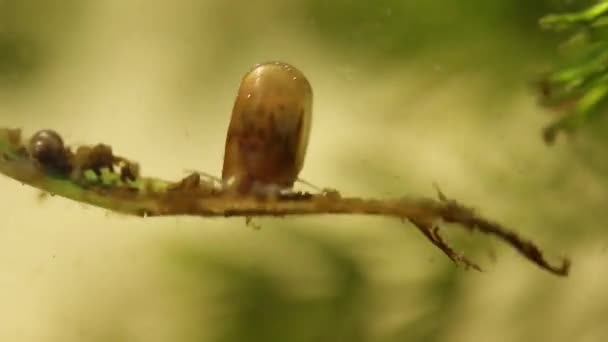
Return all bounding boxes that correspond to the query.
[0,128,570,276]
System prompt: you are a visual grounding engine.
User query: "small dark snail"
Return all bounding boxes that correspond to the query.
[29,129,70,172]
[222,61,313,195]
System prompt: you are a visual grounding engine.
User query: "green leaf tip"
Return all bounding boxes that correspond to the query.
[537,1,608,144]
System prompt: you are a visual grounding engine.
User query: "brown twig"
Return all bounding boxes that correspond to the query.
[0,128,571,276]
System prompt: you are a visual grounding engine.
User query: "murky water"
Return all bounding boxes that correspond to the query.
[0,1,606,341]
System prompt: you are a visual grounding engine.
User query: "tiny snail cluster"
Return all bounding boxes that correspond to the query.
[222,61,313,196]
[27,129,139,182]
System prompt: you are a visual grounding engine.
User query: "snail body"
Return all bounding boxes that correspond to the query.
[222,61,313,195]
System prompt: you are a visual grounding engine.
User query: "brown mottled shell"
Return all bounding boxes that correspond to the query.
[222,61,313,194]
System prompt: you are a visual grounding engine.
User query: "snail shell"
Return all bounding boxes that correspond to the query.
[29,129,70,172]
[222,61,313,194]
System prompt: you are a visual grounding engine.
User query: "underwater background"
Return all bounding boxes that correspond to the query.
[0,1,606,341]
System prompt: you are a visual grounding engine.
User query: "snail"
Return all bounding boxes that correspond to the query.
[28,129,71,173]
[222,61,313,196]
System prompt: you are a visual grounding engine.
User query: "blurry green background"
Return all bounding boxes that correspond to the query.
[1,1,607,341]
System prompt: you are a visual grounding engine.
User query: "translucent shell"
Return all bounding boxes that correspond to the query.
[222,61,313,194]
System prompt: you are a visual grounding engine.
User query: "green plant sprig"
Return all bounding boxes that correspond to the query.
[538,1,608,143]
